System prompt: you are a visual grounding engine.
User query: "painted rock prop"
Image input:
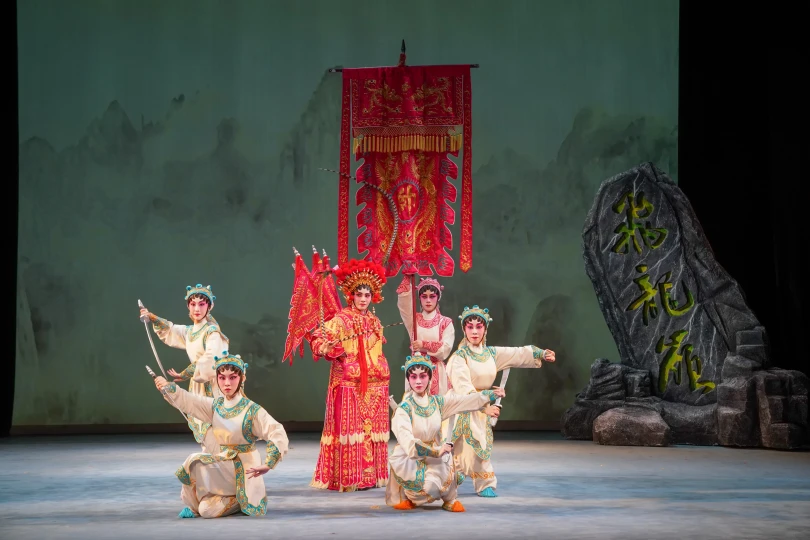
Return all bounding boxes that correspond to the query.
[562,162,808,449]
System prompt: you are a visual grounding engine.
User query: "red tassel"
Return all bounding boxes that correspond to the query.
[356,322,369,396]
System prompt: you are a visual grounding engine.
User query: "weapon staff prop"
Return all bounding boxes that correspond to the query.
[138,299,170,381]
[326,40,480,72]
[317,167,400,268]
[145,365,189,422]
[490,369,510,427]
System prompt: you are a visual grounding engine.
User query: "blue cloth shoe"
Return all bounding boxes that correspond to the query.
[477,487,498,497]
[178,507,197,518]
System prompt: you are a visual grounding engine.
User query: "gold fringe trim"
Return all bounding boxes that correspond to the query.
[309,477,389,491]
[321,431,390,445]
[353,133,463,155]
[340,433,364,445]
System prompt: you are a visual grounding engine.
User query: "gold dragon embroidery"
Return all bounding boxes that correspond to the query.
[411,78,453,115]
[363,80,403,115]
[410,153,438,253]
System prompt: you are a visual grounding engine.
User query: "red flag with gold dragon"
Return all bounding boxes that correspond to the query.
[337,61,473,276]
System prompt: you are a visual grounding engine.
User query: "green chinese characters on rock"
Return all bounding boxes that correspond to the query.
[610,191,669,255]
[655,329,716,395]
[625,265,695,326]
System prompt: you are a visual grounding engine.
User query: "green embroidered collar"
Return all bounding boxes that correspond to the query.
[407,395,438,417]
[215,396,250,419]
[188,323,210,342]
[461,345,494,363]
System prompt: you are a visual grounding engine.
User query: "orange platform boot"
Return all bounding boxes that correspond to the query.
[441,500,465,512]
[393,499,417,510]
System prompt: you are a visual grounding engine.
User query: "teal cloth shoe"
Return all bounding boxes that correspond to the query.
[477,487,497,497]
[178,507,197,518]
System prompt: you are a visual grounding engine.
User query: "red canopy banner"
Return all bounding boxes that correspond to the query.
[337,64,473,276]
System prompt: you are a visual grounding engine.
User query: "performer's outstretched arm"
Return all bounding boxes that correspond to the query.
[396,276,415,339]
[152,316,187,349]
[154,376,214,421]
[493,345,555,371]
[440,390,500,419]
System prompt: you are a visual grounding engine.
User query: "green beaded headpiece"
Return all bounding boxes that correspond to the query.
[214,350,248,373]
[459,305,493,327]
[401,352,434,373]
[185,284,216,304]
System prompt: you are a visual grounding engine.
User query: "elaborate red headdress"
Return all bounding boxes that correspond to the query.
[334,259,387,303]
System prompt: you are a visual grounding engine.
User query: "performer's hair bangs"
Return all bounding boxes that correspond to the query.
[352,283,372,294]
[463,314,487,327]
[406,364,433,380]
[216,364,243,376]
[187,293,211,305]
[418,285,441,297]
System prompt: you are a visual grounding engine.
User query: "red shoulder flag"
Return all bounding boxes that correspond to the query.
[282,248,342,364]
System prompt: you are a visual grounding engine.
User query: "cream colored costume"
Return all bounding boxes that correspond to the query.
[162,360,288,518]
[151,284,228,453]
[447,306,547,494]
[386,379,497,509]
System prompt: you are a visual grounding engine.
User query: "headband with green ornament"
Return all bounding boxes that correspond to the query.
[401,352,435,374]
[214,350,248,374]
[185,284,216,305]
[459,305,493,327]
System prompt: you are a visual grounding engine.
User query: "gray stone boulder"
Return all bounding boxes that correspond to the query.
[593,407,671,446]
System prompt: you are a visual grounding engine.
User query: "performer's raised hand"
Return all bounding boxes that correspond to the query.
[483,405,501,418]
[411,340,424,352]
[491,386,506,398]
[139,308,157,322]
[543,349,556,363]
[154,376,170,393]
[246,465,270,479]
[167,368,185,382]
[396,274,412,294]
[439,443,454,457]
[318,340,339,356]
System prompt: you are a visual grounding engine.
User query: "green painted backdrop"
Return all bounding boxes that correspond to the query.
[15,0,679,425]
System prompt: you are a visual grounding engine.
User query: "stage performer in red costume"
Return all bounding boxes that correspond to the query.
[309,259,392,492]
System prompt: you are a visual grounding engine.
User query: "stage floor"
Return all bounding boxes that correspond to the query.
[1,432,809,539]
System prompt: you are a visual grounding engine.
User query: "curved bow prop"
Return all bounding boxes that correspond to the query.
[317,167,400,268]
